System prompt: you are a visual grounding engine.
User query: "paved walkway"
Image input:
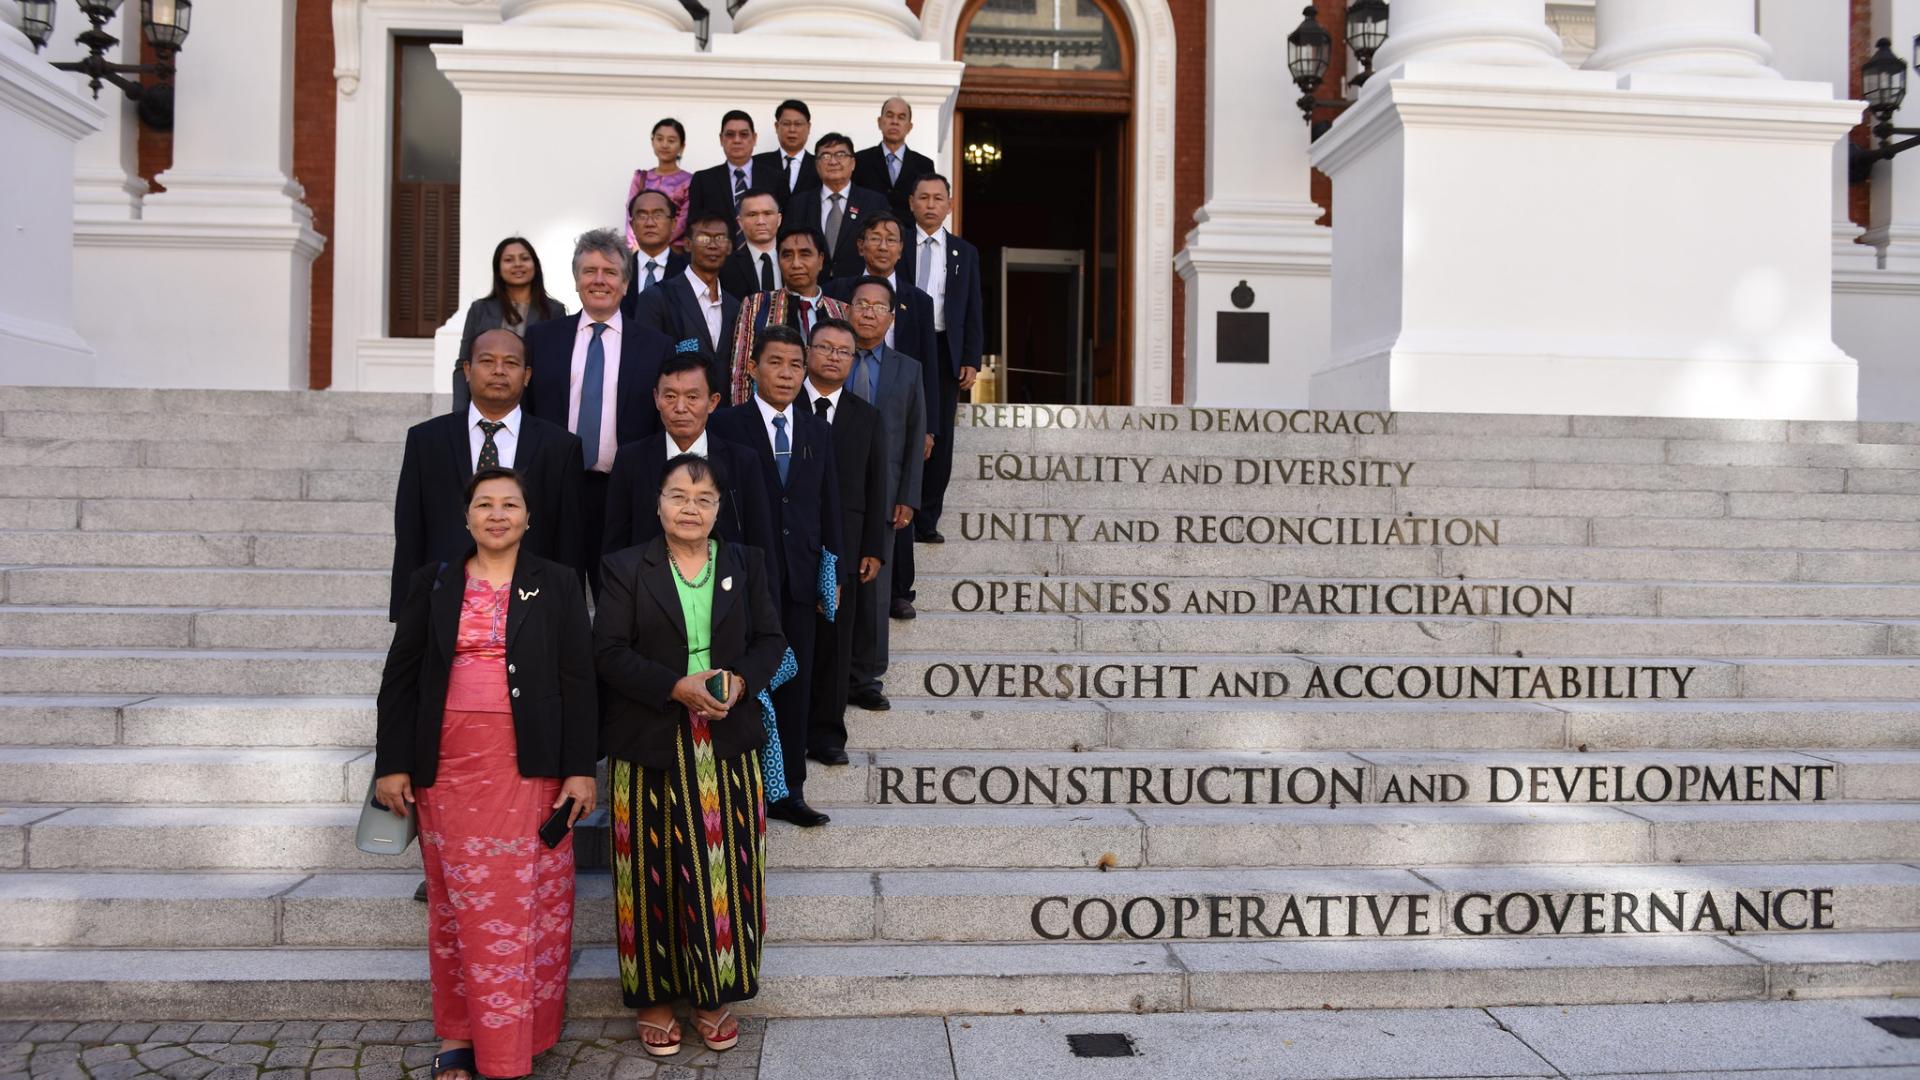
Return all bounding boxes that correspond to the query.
[6,998,1920,1079]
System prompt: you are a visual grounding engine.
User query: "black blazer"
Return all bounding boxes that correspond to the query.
[808,389,889,573]
[630,273,740,390]
[852,143,934,222]
[709,401,844,606]
[688,158,784,243]
[601,432,781,599]
[803,183,891,281]
[376,554,598,787]
[389,410,584,620]
[451,295,568,410]
[623,249,689,310]
[594,538,788,769]
[754,148,818,207]
[720,244,779,301]
[523,312,671,455]
[898,228,986,380]
[824,274,938,377]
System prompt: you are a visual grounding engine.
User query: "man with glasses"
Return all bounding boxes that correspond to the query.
[722,189,783,300]
[810,132,890,280]
[632,209,742,392]
[688,110,781,246]
[753,99,818,208]
[623,189,688,310]
[826,212,936,391]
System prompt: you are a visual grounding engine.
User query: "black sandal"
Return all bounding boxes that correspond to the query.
[432,1047,478,1080]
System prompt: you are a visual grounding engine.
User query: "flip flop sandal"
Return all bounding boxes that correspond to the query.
[635,1016,682,1057]
[695,1008,739,1052]
[431,1047,478,1080]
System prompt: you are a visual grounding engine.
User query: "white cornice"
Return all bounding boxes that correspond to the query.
[0,44,104,141]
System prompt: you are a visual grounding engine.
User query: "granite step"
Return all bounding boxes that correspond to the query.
[0,529,390,569]
[2,931,1916,1018]
[0,747,372,804]
[5,862,1915,949]
[10,803,1918,872]
[0,567,388,608]
[0,607,392,650]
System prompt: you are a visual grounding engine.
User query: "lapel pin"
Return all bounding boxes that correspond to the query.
[722,576,734,592]
[517,588,540,601]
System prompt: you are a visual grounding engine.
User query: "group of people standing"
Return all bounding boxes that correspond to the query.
[377,96,984,1079]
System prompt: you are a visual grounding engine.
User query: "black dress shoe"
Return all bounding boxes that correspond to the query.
[890,598,917,620]
[413,880,429,903]
[916,530,945,544]
[849,687,891,711]
[767,797,831,827]
[809,747,850,766]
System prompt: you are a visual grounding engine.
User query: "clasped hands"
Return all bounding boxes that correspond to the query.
[672,668,746,720]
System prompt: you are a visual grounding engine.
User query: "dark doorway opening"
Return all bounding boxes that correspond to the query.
[958,109,1128,405]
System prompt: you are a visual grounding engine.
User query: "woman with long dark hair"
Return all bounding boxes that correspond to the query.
[452,237,568,410]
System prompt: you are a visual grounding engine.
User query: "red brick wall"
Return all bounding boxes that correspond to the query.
[1849,0,1874,229]
[135,36,169,191]
[1308,0,1346,226]
[294,0,338,388]
[1167,0,1205,402]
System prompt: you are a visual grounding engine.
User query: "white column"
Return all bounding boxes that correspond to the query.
[730,0,918,40]
[1758,0,1874,267]
[0,0,102,384]
[1585,0,1777,80]
[501,0,692,32]
[1869,0,1920,270]
[46,0,145,220]
[1367,0,1565,77]
[1175,0,1328,405]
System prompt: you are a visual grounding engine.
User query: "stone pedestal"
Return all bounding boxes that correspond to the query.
[1309,0,1863,420]
[1175,0,1327,406]
[0,0,102,386]
[75,0,323,389]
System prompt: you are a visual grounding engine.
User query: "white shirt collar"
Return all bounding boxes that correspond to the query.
[791,288,823,304]
[683,265,721,303]
[754,394,794,429]
[918,224,946,244]
[822,182,850,202]
[579,307,623,334]
[806,379,844,415]
[468,403,522,436]
[668,429,710,459]
[635,245,671,266]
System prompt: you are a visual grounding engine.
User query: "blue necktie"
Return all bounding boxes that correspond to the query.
[644,260,659,290]
[772,414,790,486]
[579,322,607,469]
[854,350,878,403]
[887,151,900,185]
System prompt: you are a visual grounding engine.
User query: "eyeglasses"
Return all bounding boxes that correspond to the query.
[661,492,721,511]
[810,343,855,360]
[851,300,892,314]
[690,233,732,247]
[631,209,672,223]
[817,150,853,162]
[721,129,754,140]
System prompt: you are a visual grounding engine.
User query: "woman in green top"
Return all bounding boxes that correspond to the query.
[594,454,788,1058]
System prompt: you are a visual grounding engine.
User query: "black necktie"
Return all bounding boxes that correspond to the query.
[477,420,504,469]
[814,396,832,422]
[732,167,747,210]
[759,252,774,292]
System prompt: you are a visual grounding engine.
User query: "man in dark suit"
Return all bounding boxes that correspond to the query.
[720,189,783,301]
[523,228,671,588]
[809,132,890,281]
[632,209,741,393]
[840,278,925,707]
[852,97,934,223]
[752,99,818,210]
[799,317,887,765]
[601,353,777,593]
[390,328,584,620]
[824,212,937,379]
[623,188,689,311]
[709,325,843,828]
[687,111,782,247]
[895,173,984,609]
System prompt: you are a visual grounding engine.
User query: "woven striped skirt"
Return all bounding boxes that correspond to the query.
[610,713,766,1009]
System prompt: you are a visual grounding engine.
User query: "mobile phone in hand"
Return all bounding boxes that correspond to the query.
[539,797,575,849]
[706,670,732,706]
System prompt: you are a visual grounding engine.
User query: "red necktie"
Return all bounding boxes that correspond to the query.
[798,300,812,339]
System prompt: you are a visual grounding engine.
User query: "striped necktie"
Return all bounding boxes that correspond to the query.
[771,414,790,486]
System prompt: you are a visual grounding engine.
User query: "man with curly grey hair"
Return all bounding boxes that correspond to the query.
[526,227,674,590]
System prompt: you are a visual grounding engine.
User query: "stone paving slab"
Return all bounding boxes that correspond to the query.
[1491,997,1920,1075]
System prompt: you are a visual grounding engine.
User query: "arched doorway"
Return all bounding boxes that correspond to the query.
[921,0,1175,406]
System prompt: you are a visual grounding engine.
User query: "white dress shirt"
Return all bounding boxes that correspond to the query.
[467,404,521,469]
[634,247,672,294]
[667,429,710,459]
[753,394,797,458]
[791,289,827,335]
[568,309,623,474]
[684,266,725,348]
[820,183,851,233]
[804,380,845,425]
[746,241,781,291]
[782,153,803,192]
[916,225,948,333]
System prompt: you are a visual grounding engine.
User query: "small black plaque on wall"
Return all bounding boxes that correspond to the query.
[1217,311,1270,364]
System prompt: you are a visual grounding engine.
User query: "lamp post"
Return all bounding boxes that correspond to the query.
[17,0,193,130]
[1851,36,1920,184]
[1288,3,1390,138]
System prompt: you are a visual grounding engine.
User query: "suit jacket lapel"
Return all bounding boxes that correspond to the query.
[446,413,474,485]
[639,539,688,644]
[430,558,463,663]
[711,542,740,634]
[506,558,542,652]
[673,278,715,355]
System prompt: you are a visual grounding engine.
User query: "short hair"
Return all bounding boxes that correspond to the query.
[913,172,952,196]
[738,188,781,212]
[571,228,630,280]
[811,317,856,344]
[774,99,811,122]
[464,327,527,365]
[685,208,734,235]
[464,466,526,506]
[850,275,896,306]
[880,96,912,120]
[813,131,855,156]
[777,222,829,257]
[627,187,676,220]
[658,352,717,393]
[721,109,755,133]
[652,117,686,142]
[660,452,717,497]
[753,323,806,361]
[858,211,904,241]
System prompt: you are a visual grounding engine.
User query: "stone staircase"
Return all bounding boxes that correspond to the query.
[2,386,1918,1020]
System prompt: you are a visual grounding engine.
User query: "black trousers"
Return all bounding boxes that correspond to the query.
[580,470,609,594]
[774,597,819,798]
[918,332,961,537]
[808,572,857,754]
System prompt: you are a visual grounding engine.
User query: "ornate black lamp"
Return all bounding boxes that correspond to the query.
[1345,0,1390,88]
[19,0,193,131]
[1852,37,1920,183]
[1289,3,1389,138]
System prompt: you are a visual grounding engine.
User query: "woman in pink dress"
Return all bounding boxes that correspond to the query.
[627,118,693,252]
[375,467,599,1080]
